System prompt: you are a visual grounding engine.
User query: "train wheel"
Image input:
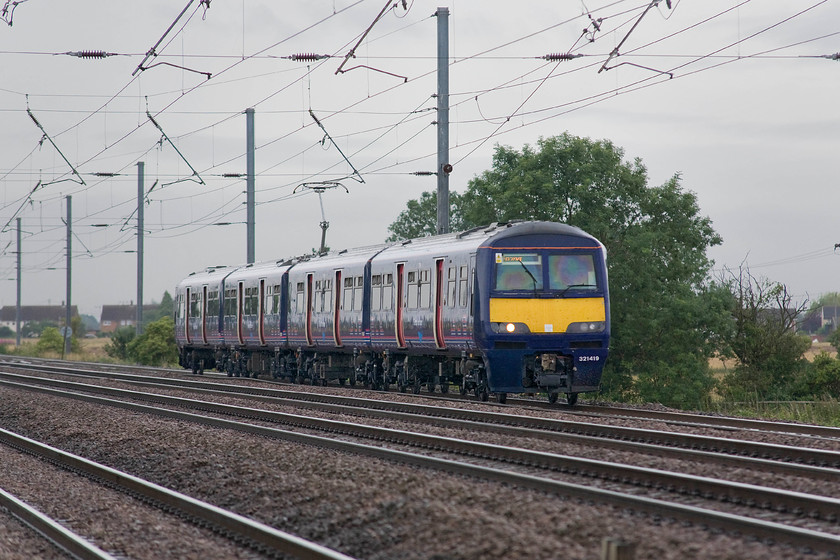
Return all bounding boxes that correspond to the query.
[497,392,507,404]
[440,382,449,394]
[412,379,421,394]
[459,382,467,396]
[566,392,579,405]
[198,360,204,375]
[479,387,489,402]
[548,392,559,404]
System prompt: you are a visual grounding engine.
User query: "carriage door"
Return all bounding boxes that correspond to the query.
[201,286,208,344]
[305,273,314,346]
[258,279,266,346]
[333,270,342,347]
[434,259,446,349]
[395,263,406,348]
[237,282,245,345]
[185,288,192,344]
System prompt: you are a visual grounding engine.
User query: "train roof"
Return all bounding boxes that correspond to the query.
[178,221,601,284]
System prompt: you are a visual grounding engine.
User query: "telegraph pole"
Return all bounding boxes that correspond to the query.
[137,161,145,335]
[246,108,255,263]
[64,195,72,356]
[15,217,21,347]
[436,6,451,235]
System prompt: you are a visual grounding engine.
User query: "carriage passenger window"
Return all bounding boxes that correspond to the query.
[382,275,393,311]
[208,291,219,316]
[419,269,431,308]
[407,271,419,309]
[190,293,201,317]
[447,267,456,307]
[548,255,597,291]
[271,285,281,314]
[343,277,353,311]
[294,282,304,313]
[325,279,332,311]
[371,275,382,311]
[354,276,363,311]
[225,289,236,316]
[459,266,468,307]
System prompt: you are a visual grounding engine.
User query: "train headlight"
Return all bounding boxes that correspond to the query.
[567,321,606,333]
[490,322,530,334]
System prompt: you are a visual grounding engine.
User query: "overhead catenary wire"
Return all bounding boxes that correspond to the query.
[1,1,837,298]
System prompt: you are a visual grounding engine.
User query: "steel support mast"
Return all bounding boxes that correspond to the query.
[137,162,145,334]
[436,7,450,235]
[246,108,255,263]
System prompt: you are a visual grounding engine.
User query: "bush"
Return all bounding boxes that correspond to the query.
[126,317,177,366]
[35,327,65,354]
[105,327,136,360]
[797,352,840,398]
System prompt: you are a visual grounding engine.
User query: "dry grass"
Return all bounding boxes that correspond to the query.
[710,341,836,373]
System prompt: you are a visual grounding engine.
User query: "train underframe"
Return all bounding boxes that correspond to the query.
[178,345,582,405]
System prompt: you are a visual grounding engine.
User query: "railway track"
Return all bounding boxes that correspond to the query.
[0,426,356,560]
[0,486,116,560]
[4,364,839,472]
[3,366,840,555]
[7,356,838,441]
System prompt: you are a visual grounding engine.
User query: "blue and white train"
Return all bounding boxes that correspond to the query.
[174,221,610,404]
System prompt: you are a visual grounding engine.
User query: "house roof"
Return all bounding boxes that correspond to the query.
[101,305,137,322]
[100,305,157,322]
[0,305,79,322]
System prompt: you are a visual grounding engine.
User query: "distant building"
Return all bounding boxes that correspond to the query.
[820,306,840,332]
[0,305,79,332]
[100,304,157,333]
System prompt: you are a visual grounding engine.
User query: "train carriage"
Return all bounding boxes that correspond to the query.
[175,221,610,404]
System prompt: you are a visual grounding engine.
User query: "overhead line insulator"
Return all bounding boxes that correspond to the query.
[289,53,331,62]
[63,51,119,59]
[541,53,583,61]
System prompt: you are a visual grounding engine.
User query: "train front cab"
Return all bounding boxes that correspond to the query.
[477,225,610,403]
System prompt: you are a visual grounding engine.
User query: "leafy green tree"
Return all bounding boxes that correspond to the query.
[387,191,465,241]
[21,321,54,338]
[141,291,175,324]
[388,133,727,407]
[717,266,810,400]
[828,328,840,354]
[80,314,100,332]
[105,326,136,360]
[71,315,85,339]
[0,325,14,338]
[127,316,177,366]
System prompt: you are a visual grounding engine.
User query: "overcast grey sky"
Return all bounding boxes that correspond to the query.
[1,0,838,318]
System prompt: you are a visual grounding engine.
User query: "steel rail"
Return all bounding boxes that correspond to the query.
[2,369,838,484]
[6,365,840,468]
[561,402,840,439]
[0,486,118,560]
[9,360,840,439]
[0,427,356,560]
[4,376,840,525]
[2,379,840,555]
